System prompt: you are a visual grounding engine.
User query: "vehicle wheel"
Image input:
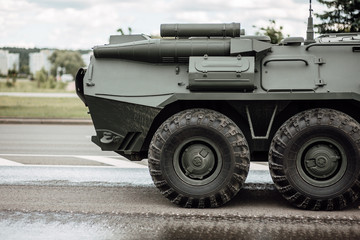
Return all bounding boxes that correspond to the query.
[148,109,250,208]
[269,108,360,210]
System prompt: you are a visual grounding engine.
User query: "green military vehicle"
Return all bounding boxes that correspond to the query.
[76,4,360,210]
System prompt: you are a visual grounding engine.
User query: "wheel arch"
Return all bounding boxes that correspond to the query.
[141,100,251,155]
[141,99,360,160]
[270,99,360,140]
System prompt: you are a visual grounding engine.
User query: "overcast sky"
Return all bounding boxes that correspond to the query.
[0,0,327,50]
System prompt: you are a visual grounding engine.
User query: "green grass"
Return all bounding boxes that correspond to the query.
[0,79,70,93]
[0,96,90,119]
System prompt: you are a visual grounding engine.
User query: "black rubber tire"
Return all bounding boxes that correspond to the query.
[148,109,250,208]
[269,108,360,210]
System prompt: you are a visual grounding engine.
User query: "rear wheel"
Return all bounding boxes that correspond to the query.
[269,109,360,210]
[148,109,250,208]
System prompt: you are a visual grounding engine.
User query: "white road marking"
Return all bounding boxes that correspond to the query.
[0,157,24,166]
[250,163,269,171]
[75,156,147,169]
[0,153,268,170]
[0,153,110,158]
[0,154,147,168]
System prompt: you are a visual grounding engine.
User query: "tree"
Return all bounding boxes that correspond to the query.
[253,20,285,44]
[315,0,360,33]
[35,68,50,88]
[35,68,67,89]
[117,27,133,35]
[6,66,17,87]
[8,64,17,82]
[48,50,85,79]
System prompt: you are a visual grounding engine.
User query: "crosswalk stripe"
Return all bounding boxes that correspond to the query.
[75,155,148,168]
[0,154,268,170]
[0,157,24,166]
[250,163,269,171]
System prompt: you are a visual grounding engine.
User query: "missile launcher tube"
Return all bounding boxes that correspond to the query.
[93,39,231,63]
[160,23,241,38]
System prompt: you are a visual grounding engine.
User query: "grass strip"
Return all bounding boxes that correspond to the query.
[0,80,69,93]
[0,96,90,119]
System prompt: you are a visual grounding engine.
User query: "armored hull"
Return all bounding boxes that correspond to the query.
[77,23,360,210]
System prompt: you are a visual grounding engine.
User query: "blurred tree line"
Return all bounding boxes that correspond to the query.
[36,50,86,89]
[253,20,286,44]
[1,48,88,89]
[253,0,360,44]
[315,0,360,33]
[1,48,87,76]
[48,50,85,79]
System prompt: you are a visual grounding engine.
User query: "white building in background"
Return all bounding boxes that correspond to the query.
[29,49,54,75]
[0,50,20,75]
[0,50,7,75]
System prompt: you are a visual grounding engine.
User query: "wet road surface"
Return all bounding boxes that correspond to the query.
[0,181,359,240]
[1,209,359,240]
[0,124,359,239]
[0,164,359,240]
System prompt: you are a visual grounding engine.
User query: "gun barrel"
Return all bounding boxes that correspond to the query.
[160,23,241,38]
[93,39,231,63]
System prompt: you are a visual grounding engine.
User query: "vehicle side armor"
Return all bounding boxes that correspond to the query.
[76,5,360,210]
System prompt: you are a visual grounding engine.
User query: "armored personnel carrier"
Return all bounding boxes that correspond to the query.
[76,4,360,210]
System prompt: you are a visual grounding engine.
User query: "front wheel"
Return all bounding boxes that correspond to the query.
[148,109,250,208]
[269,109,360,210]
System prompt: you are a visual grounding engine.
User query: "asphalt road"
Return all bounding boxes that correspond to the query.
[0,124,359,240]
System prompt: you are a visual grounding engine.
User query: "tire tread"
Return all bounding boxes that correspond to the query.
[149,108,250,208]
[269,108,360,210]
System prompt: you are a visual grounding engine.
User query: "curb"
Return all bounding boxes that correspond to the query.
[0,118,92,125]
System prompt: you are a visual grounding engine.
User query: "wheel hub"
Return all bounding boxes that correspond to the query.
[304,144,340,179]
[173,138,223,186]
[182,144,215,180]
[192,156,203,167]
[297,138,347,187]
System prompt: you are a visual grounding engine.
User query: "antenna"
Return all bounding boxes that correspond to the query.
[305,0,316,45]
